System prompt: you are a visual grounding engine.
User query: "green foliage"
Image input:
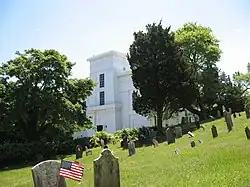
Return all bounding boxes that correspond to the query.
[127,21,193,129]
[0,140,75,168]
[0,49,95,142]
[90,131,116,147]
[175,22,222,120]
[114,128,139,141]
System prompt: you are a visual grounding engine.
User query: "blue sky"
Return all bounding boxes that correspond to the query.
[0,0,249,78]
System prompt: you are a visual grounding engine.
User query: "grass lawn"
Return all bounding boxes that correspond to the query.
[1,114,250,187]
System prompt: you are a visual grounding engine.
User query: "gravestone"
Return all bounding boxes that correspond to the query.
[245,126,250,140]
[245,108,250,119]
[128,141,136,156]
[224,111,233,132]
[76,145,83,159]
[188,131,195,138]
[100,139,105,148]
[31,160,67,187]
[239,113,241,117]
[217,110,221,118]
[222,105,226,113]
[175,148,180,155]
[122,135,128,149]
[233,113,236,118]
[211,125,218,138]
[93,149,120,187]
[190,141,195,148]
[175,126,182,138]
[152,138,159,148]
[166,128,175,144]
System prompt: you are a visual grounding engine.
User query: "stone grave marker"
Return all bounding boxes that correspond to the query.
[233,113,236,118]
[190,141,195,148]
[245,126,250,140]
[152,138,159,148]
[128,141,136,156]
[224,111,233,132]
[100,139,105,148]
[31,160,67,187]
[188,131,195,138]
[245,108,250,119]
[175,148,180,155]
[121,135,128,149]
[75,145,83,159]
[166,127,175,145]
[93,149,120,187]
[175,126,182,138]
[198,139,203,143]
[211,125,218,138]
[217,110,221,118]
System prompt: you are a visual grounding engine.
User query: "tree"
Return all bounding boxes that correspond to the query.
[0,49,95,142]
[175,22,222,120]
[127,21,194,129]
[215,71,245,114]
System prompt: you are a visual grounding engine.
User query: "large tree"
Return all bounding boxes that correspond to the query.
[175,22,222,120]
[127,21,195,129]
[0,49,95,142]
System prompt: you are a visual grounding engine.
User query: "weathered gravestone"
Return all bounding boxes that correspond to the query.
[152,138,159,148]
[245,126,250,140]
[128,141,136,156]
[76,145,83,159]
[190,141,195,148]
[245,108,250,119]
[166,128,175,144]
[100,139,105,148]
[217,110,221,118]
[224,111,233,132]
[93,149,120,187]
[233,113,236,118]
[31,160,67,187]
[211,125,218,138]
[121,135,128,149]
[175,126,182,138]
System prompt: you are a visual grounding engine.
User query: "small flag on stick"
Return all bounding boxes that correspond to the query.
[59,160,84,182]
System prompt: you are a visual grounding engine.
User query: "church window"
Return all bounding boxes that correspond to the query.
[100,91,105,105]
[99,73,104,88]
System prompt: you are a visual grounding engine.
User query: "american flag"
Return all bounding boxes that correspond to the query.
[59,160,84,182]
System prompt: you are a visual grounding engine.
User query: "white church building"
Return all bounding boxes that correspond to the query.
[74,50,195,138]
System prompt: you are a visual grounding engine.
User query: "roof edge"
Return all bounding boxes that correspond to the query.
[87,50,127,62]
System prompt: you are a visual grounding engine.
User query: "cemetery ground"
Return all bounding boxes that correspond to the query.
[1,114,250,187]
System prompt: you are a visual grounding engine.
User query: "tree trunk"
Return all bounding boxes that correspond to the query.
[156,110,163,131]
[185,105,207,121]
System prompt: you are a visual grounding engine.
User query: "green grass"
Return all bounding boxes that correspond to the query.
[1,114,250,187]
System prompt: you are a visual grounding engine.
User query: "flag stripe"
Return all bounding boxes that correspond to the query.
[59,160,84,183]
[59,168,83,178]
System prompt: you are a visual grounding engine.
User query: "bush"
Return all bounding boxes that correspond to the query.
[114,128,140,141]
[0,138,76,168]
[89,131,115,147]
